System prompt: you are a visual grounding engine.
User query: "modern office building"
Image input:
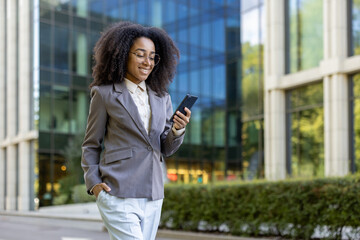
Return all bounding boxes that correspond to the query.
[0,0,359,210]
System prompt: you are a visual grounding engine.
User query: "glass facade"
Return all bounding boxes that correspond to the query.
[351,0,360,55]
[38,0,93,205]
[35,0,265,205]
[286,0,323,73]
[286,83,324,178]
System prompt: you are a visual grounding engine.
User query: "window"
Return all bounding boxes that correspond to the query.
[350,0,360,55]
[350,73,360,173]
[286,83,324,178]
[286,0,323,73]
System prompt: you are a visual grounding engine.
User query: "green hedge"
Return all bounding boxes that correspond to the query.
[160,176,360,239]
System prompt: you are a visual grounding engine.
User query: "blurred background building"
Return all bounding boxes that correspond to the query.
[0,0,359,210]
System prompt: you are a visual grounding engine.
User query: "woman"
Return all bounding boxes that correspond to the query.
[81,22,191,240]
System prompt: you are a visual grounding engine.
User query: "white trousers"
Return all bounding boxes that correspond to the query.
[96,191,163,240]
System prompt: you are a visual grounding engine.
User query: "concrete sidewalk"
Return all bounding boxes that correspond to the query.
[0,203,273,240]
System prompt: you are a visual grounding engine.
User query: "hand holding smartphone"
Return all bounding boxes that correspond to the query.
[170,94,198,122]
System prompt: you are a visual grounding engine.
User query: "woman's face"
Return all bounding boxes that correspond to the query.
[125,37,156,85]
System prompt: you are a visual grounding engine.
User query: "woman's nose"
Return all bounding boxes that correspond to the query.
[143,57,151,66]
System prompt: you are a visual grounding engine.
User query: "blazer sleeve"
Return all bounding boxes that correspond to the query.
[161,94,185,157]
[81,86,108,194]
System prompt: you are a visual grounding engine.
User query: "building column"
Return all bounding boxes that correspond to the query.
[0,0,6,211]
[5,0,18,210]
[17,0,33,211]
[321,0,349,176]
[264,0,286,180]
[324,74,349,176]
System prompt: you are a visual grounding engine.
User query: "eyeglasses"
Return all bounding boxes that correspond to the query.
[130,51,161,66]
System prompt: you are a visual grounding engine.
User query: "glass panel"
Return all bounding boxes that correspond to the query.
[214,109,225,147]
[72,0,88,17]
[54,11,69,25]
[106,0,120,21]
[201,102,213,146]
[39,84,51,131]
[213,65,226,100]
[40,6,52,21]
[89,0,104,20]
[353,74,360,173]
[40,23,51,68]
[54,133,70,150]
[53,0,70,12]
[53,153,68,201]
[53,85,70,133]
[89,32,100,75]
[201,67,211,97]
[73,16,87,29]
[137,0,149,25]
[38,153,52,206]
[189,106,201,145]
[212,18,225,52]
[54,25,69,70]
[54,72,70,86]
[242,120,264,180]
[73,75,87,88]
[178,71,188,94]
[39,132,51,149]
[40,70,51,84]
[288,83,324,178]
[72,29,88,75]
[290,108,324,178]
[354,98,360,173]
[289,83,323,109]
[352,0,360,55]
[288,0,323,73]
[70,89,89,134]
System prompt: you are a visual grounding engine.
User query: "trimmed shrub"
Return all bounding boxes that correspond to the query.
[160,176,360,239]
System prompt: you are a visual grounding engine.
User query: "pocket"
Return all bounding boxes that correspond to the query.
[104,148,133,164]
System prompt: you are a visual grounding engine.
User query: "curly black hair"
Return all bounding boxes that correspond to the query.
[90,21,180,96]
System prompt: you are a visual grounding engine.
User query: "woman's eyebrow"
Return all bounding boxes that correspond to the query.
[135,48,156,54]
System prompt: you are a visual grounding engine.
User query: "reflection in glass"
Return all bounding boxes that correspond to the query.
[242,120,264,180]
[287,83,324,178]
[53,85,70,133]
[54,26,69,70]
[351,74,360,173]
[40,6,51,21]
[241,7,263,119]
[89,0,103,20]
[239,5,264,181]
[352,0,360,55]
[287,0,323,73]
[38,153,52,206]
[39,84,51,131]
[40,23,51,68]
[72,30,88,75]
[71,90,88,134]
[105,0,120,21]
[72,0,87,17]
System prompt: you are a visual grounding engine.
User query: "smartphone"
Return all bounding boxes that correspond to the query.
[170,94,198,122]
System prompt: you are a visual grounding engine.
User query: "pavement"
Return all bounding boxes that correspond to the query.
[0,203,273,240]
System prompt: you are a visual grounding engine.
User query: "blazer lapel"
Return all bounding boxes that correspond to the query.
[148,87,163,138]
[113,82,151,144]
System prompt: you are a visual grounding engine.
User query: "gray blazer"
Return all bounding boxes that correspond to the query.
[81,82,184,200]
